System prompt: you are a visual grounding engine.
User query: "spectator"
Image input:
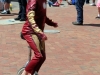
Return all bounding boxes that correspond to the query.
[72,0,85,25]
[14,0,27,21]
[1,0,11,14]
[90,0,96,6]
[95,0,100,19]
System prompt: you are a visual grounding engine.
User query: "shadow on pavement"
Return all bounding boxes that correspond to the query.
[83,24,100,27]
[0,13,18,16]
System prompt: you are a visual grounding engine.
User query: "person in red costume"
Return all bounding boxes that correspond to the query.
[21,0,58,75]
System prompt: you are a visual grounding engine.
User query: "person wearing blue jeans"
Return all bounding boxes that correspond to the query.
[48,0,53,7]
[72,0,85,25]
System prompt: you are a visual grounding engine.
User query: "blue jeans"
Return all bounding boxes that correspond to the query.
[48,0,53,7]
[75,0,85,23]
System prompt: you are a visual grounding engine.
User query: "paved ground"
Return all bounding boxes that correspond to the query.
[0,1,100,75]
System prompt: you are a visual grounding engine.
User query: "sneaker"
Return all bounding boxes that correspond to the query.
[72,21,83,25]
[1,10,11,14]
[67,2,72,5]
[7,10,11,14]
[90,3,96,6]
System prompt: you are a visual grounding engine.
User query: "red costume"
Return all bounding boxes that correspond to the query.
[21,0,58,74]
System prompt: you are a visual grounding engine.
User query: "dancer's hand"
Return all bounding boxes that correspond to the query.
[41,33,47,41]
[50,20,58,28]
[52,22,58,28]
[38,32,47,41]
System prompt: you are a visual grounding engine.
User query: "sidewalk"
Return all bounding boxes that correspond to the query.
[0,3,100,75]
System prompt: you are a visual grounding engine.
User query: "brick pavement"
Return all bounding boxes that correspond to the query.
[0,3,100,75]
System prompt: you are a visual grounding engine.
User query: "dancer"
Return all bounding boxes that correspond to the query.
[21,0,58,74]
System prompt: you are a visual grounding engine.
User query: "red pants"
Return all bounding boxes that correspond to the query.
[23,34,46,74]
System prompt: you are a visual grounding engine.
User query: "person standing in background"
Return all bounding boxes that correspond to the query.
[14,0,27,21]
[1,0,11,14]
[72,0,85,25]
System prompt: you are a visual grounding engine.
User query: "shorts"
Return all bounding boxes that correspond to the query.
[3,0,11,3]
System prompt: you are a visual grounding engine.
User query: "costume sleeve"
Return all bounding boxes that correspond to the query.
[27,11,42,34]
[26,0,43,34]
[45,17,57,27]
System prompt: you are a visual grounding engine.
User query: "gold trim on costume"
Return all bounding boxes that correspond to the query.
[27,11,36,24]
[27,11,42,33]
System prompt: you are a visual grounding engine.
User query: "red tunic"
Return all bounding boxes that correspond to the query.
[21,0,57,73]
[22,0,47,35]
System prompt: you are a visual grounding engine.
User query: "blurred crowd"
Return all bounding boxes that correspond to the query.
[0,0,99,23]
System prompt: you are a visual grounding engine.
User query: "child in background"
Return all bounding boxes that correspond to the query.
[96,0,100,19]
